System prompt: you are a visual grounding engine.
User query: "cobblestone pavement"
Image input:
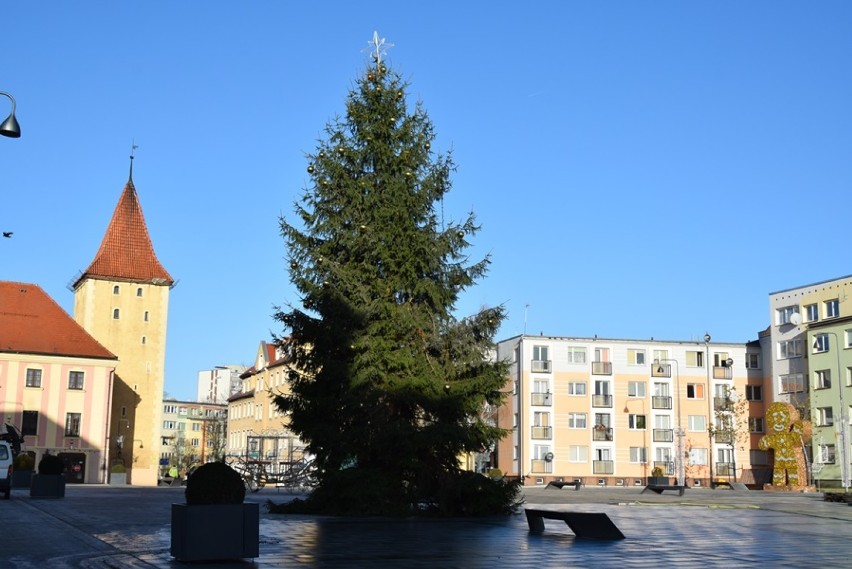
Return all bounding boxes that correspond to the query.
[1,484,850,568]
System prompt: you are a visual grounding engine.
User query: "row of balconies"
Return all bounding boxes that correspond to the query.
[531,359,733,379]
[530,426,676,442]
[530,392,673,409]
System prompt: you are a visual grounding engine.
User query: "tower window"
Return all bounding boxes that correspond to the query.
[113,285,120,295]
[142,336,147,345]
[144,311,149,322]
[137,287,143,297]
[113,308,120,319]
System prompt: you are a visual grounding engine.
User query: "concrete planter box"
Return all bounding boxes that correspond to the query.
[648,477,669,486]
[109,473,127,485]
[30,474,66,498]
[12,470,33,488]
[170,502,259,561]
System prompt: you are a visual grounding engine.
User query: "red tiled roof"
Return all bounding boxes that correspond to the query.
[0,281,117,360]
[75,180,173,287]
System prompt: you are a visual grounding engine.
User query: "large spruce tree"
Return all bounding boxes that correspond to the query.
[272,38,517,516]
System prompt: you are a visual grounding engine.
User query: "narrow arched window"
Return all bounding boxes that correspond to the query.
[137,287,143,297]
[113,285,120,295]
[113,308,120,319]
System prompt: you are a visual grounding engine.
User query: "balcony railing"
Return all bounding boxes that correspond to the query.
[592,394,613,408]
[591,361,612,375]
[593,427,613,441]
[531,426,552,439]
[713,366,732,380]
[651,364,671,378]
[593,460,614,474]
[714,397,730,411]
[653,429,674,442]
[531,459,553,473]
[531,359,552,373]
[531,392,552,406]
[652,396,672,409]
[653,461,674,475]
[714,431,733,444]
[716,462,734,476]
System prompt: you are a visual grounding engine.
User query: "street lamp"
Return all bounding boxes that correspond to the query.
[813,331,849,491]
[0,92,21,138]
[704,333,714,485]
[655,358,684,487]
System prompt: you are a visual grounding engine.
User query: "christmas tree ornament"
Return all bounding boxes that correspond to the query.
[425,142,431,150]
[367,73,375,82]
[307,165,314,173]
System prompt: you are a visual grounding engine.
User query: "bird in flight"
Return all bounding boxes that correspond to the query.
[2,232,12,238]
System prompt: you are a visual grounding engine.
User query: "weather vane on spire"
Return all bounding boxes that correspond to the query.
[366,31,394,64]
[129,141,139,181]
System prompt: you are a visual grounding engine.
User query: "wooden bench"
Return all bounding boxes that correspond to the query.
[524,509,625,540]
[546,480,582,491]
[641,484,685,496]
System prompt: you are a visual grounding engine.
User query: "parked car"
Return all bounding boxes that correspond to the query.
[0,441,13,499]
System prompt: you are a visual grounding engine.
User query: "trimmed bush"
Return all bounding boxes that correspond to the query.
[111,463,126,473]
[184,462,245,505]
[38,454,64,475]
[14,453,35,471]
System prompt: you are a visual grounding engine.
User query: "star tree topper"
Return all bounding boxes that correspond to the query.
[366,31,394,64]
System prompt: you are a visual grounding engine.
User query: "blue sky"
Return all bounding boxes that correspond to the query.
[2,2,850,401]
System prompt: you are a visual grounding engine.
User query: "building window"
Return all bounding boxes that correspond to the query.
[22,410,38,436]
[192,423,201,431]
[819,444,836,464]
[805,303,819,322]
[778,339,802,359]
[748,417,765,433]
[628,349,645,365]
[568,413,587,429]
[68,371,84,390]
[137,287,143,296]
[816,407,834,427]
[566,346,586,364]
[776,305,799,326]
[164,404,177,414]
[745,353,760,369]
[780,373,805,394]
[163,421,177,429]
[141,336,146,345]
[568,382,586,395]
[113,308,120,319]
[568,445,588,463]
[652,350,669,363]
[65,413,81,437]
[813,334,830,353]
[113,285,120,295]
[630,447,648,463]
[815,369,832,390]
[687,383,704,399]
[825,299,840,319]
[686,351,704,367]
[191,438,200,446]
[689,448,708,466]
[628,414,646,429]
[847,329,852,348]
[144,311,149,322]
[745,385,762,401]
[688,415,706,432]
[627,381,646,397]
[25,368,42,388]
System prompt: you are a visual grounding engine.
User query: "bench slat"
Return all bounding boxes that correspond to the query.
[524,509,625,540]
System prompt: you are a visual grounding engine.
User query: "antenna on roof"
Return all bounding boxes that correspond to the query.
[129,141,139,181]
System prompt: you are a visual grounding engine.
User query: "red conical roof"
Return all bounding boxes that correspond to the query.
[76,180,173,286]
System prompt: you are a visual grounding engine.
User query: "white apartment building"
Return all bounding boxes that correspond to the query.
[197,365,247,404]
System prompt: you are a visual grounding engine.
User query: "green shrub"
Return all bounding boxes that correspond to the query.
[14,453,34,471]
[38,454,65,475]
[110,463,126,473]
[651,467,665,477]
[184,462,245,505]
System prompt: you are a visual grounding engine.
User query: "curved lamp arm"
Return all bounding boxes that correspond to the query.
[0,91,21,138]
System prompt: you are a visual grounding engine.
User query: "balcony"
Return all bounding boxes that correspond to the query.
[715,462,734,476]
[593,426,613,441]
[713,366,732,380]
[593,460,614,475]
[653,429,674,442]
[653,461,674,475]
[591,394,613,408]
[714,431,733,444]
[531,392,552,406]
[652,396,672,409]
[714,397,731,411]
[531,426,552,439]
[592,361,612,375]
[531,359,552,373]
[651,364,671,378]
[531,459,553,473]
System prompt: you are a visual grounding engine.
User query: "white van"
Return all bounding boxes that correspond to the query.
[0,441,12,499]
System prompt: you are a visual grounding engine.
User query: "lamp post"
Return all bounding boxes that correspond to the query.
[0,92,21,138]
[656,358,684,486]
[704,333,713,485]
[814,332,849,491]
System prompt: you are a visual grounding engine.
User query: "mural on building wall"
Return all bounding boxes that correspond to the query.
[758,402,812,487]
